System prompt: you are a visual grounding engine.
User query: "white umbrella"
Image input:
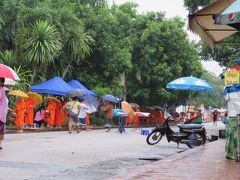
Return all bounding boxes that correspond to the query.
[4,78,18,86]
[82,95,99,113]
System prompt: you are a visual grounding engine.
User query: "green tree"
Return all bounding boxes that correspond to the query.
[184,0,214,13]
[190,70,224,108]
[127,15,203,106]
[0,50,17,66]
[184,0,240,74]
[61,26,95,79]
[17,20,62,83]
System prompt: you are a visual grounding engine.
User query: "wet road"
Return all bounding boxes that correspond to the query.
[0,123,223,180]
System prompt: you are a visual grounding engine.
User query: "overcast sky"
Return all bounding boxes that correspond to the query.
[108,0,224,76]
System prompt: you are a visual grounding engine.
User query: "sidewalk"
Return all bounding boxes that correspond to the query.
[108,140,240,180]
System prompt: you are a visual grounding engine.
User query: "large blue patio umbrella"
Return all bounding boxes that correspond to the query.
[166,76,214,92]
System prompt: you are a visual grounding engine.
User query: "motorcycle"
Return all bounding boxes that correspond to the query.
[146,113,206,148]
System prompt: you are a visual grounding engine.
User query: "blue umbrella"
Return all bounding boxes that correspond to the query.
[102,94,120,103]
[166,76,214,92]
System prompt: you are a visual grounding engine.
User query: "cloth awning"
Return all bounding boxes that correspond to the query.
[188,0,237,48]
[215,0,240,30]
[30,76,74,96]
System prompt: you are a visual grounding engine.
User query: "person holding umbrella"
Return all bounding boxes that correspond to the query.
[103,101,114,132]
[44,97,59,128]
[0,78,7,149]
[8,90,29,132]
[64,97,81,133]
[14,97,26,132]
[24,97,36,128]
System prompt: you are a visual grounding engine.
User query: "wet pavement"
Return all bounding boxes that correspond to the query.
[0,122,231,180]
[0,128,188,180]
[108,139,240,180]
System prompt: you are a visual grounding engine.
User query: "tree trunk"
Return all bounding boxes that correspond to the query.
[31,65,37,84]
[10,8,17,51]
[61,59,74,79]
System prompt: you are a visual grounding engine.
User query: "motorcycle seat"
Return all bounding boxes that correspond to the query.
[178,124,203,129]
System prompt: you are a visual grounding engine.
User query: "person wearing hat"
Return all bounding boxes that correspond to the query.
[0,78,7,149]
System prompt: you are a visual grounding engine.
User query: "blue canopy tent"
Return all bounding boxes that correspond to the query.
[29,76,74,96]
[68,80,96,97]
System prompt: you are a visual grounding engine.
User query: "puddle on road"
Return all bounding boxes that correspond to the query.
[138,157,163,161]
[34,157,154,180]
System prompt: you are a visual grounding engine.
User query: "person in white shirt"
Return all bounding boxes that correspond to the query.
[78,99,89,131]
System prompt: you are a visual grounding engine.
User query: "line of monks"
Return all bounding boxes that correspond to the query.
[13,97,66,132]
[12,96,92,132]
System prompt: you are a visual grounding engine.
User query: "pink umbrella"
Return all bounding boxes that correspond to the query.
[0,63,20,80]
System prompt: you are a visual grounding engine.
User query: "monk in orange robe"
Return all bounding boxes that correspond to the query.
[45,101,57,127]
[86,112,90,126]
[54,103,64,128]
[25,98,36,127]
[60,101,68,126]
[133,108,140,125]
[14,98,26,132]
[125,117,132,126]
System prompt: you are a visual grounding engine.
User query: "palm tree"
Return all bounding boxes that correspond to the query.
[17,20,62,83]
[0,50,17,66]
[61,26,95,79]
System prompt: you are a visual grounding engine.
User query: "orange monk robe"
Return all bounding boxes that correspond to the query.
[86,112,90,126]
[54,104,64,126]
[147,110,154,124]
[14,99,26,129]
[60,101,68,126]
[125,117,132,126]
[45,101,57,126]
[155,111,163,124]
[25,98,35,127]
[159,111,164,124]
[133,108,140,125]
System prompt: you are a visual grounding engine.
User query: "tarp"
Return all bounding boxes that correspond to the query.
[29,76,74,96]
[68,80,96,97]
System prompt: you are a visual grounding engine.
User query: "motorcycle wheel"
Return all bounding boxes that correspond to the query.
[146,131,163,145]
[186,133,204,148]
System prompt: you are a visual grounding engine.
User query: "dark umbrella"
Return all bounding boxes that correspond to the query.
[102,94,120,103]
[153,106,165,112]
[66,89,86,97]
[130,103,140,108]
